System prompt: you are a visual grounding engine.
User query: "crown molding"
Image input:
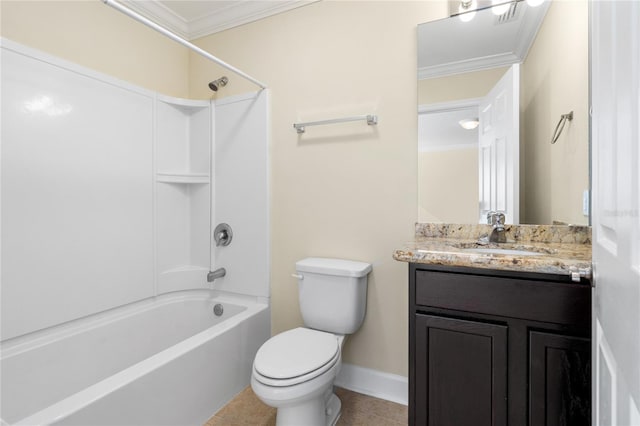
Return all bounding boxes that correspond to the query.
[121,1,190,39]
[122,0,319,41]
[189,1,318,40]
[513,1,551,62]
[418,52,521,80]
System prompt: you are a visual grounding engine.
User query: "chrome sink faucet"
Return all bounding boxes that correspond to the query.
[487,211,507,243]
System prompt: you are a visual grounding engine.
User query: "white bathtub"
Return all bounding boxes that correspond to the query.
[0,290,270,426]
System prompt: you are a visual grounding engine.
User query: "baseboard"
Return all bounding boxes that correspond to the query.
[335,363,408,406]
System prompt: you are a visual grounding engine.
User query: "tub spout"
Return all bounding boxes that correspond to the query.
[207,268,226,283]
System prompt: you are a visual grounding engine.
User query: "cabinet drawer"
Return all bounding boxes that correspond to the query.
[415,270,591,325]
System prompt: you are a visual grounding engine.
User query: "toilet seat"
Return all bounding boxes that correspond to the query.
[253,327,340,387]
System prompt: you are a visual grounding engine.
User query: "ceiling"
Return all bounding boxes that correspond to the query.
[419,108,478,152]
[121,0,548,73]
[122,0,319,40]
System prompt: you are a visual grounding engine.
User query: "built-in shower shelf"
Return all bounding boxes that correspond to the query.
[156,173,209,184]
[156,95,209,114]
[155,95,210,294]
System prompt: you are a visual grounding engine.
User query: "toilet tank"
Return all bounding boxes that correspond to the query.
[296,257,372,335]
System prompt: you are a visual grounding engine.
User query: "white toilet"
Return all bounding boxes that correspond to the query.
[251,257,372,426]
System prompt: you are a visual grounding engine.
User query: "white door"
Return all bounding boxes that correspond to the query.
[478,64,519,224]
[591,1,640,425]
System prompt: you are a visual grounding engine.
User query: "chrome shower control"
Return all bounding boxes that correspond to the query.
[214,223,233,247]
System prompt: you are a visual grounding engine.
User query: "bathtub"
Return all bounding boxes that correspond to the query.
[0,290,270,425]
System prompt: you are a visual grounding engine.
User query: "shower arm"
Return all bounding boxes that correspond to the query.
[102,0,268,90]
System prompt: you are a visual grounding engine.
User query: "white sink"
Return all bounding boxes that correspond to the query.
[461,248,544,256]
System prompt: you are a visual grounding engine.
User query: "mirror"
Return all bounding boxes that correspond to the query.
[417,0,590,225]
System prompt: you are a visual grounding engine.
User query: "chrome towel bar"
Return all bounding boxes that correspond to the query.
[293,114,378,134]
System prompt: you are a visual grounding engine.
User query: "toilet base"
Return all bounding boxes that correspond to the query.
[326,392,342,426]
[273,390,341,426]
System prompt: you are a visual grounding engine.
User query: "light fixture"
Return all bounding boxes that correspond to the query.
[459,118,480,130]
[458,0,477,22]
[491,0,511,15]
[526,0,545,7]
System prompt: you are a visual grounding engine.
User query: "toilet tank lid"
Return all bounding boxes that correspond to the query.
[296,257,372,277]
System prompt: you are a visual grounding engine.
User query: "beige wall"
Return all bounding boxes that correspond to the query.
[2,0,449,378]
[419,148,479,223]
[418,66,508,105]
[1,1,190,98]
[521,0,589,225]
[190,1,447,376]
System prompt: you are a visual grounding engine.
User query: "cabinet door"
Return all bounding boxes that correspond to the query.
[415,314,507,426]
[530,331,591,426]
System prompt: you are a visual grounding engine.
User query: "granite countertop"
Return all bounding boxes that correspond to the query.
[393,223,592,280]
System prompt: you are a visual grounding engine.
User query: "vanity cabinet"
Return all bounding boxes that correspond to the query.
[409,264,591,426]
[415,314,508,425]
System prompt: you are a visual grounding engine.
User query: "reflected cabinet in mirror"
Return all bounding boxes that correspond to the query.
[417,0,589,225]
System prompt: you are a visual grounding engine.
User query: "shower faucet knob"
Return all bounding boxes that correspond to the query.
[214,223,233,247]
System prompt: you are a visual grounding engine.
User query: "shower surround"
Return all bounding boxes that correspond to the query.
[0,38,269,425]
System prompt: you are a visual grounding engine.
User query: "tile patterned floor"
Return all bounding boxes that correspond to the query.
[204,386,407,426]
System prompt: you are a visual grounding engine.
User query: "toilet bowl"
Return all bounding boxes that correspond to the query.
[250,258,372,426]
[251,328,345,426]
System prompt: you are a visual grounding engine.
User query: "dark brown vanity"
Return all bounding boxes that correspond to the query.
[409,264,591,426]
[395,224,593,426]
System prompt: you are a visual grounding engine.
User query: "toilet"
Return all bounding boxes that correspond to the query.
[251,257,372,426]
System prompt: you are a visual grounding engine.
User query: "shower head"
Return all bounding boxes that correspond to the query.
[208,76,228,92]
